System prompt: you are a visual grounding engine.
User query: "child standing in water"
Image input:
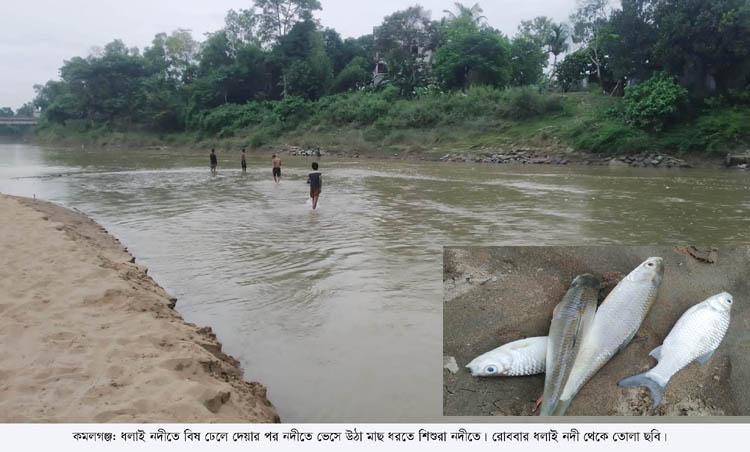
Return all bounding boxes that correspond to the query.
[307,162,322,209]
[209,148,217,174]
[272,154,281,183]
[241,148,247,173]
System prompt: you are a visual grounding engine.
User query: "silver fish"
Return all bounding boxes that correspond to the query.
[540,274,599,416]
[619,292,733,409]
[553,257,664,415]
[466,336,547,377]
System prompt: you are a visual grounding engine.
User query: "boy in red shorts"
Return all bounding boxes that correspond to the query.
[307,162,322,209]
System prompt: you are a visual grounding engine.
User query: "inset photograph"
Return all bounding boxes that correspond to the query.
[443,246,749,416]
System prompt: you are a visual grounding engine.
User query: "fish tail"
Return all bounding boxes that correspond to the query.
[549,398,571,416]
[618,372,666,410]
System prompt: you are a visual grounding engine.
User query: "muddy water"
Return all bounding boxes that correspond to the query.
[1,143,748,421]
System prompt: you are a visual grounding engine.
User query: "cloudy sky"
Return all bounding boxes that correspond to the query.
[0,0,576,110]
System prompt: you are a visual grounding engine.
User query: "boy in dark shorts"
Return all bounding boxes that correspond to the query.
[241,148,247,173]
[272,154,281,183]
[210,148,217,174]
[307,162,322,209]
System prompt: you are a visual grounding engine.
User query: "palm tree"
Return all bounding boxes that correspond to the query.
[547,23,569,72]
[443,2,487,26]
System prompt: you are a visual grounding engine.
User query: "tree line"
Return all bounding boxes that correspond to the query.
[17,0,750,139]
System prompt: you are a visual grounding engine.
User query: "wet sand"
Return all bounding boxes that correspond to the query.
[0,194,279,422]
[443,246,750,416]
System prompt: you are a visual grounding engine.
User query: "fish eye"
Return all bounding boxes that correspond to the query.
[646,262,655,268]
[727,298,732,304]
[485,366,497,374]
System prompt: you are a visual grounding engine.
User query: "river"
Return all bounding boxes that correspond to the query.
[1,143,748,421]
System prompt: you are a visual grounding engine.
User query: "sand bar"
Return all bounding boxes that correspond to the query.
[0,194,279,422]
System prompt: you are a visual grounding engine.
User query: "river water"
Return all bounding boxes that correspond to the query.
[1,143,748,421]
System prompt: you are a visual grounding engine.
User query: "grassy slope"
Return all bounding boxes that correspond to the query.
[32,90,750,158]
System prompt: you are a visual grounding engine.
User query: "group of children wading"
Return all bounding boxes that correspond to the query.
[209,148,322,209]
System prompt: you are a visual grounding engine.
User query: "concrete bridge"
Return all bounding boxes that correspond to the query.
[0,117,38,125]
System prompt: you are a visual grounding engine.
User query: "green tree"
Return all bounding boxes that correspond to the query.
[510,36,545,86]
[0,107,13,117]
[16,103,35,117]
[516,16,558,73]
[254,0,322,44]
[434,19,511,90]
[555,48,590,92]
[274,20,332,99]
[199,31,234,74]
[225,7,261,52]
[546,23,569,71]
[322,28,351,76]
[518,16,554,47]
[375,6,439,95]
[600,0,656,93]
[442,2,487,26]
[164,29,199,83]
[331,56,371,93]
[650,0,750,97]
[570,0,610,91]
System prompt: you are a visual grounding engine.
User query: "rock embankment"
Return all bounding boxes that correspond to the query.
[438,148,693,168]
[725,153,750,169]
[607,152,691,168]
[287,146,326,157]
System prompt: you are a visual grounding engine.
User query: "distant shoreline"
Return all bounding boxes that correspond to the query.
[7,134,736,170]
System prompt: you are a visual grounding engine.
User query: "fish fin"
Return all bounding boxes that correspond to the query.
[618,372,666,410]
[695,349,715,365]
[549,398,571,416]
[631,335,648,344]
[649,345,663,362]
[577,298,597,344]
[617,330,639,353]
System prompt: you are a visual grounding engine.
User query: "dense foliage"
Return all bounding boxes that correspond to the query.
[622,72,689,131]
[8,0,750,153]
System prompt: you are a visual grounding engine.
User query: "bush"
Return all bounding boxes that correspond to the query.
[248,128,270,148]
[567,119,648,153]
[379,84,401,102]
[316,92,390,126]
[498,87,563,120]
[273,96,312,128]
[657,108,750,153]
[623,72,688,131]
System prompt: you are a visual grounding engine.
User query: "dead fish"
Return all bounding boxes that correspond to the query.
[540,274,599,416]
[553,257,664,415]
[619,292,733,409]
[466,336,547,377]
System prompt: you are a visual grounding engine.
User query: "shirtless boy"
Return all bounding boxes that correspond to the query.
[272,154,281,183]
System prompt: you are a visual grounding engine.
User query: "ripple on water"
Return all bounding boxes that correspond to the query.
[1,146,750,422]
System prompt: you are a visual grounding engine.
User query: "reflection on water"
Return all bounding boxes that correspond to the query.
[1,143,749,421]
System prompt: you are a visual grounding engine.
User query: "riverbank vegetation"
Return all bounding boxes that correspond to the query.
[18,0,750,156]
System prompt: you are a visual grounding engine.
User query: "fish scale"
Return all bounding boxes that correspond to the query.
[553,257,664,415]
[540,274,599,416]
[570,280,658,385]
[619,292,732,409]
[508,346,547,376]
[466,336,547,377]
[651,303,729,383]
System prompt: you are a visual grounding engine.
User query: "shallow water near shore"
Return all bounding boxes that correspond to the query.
[1,143,749,421]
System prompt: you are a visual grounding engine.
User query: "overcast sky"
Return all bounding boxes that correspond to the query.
[0,0,576,110]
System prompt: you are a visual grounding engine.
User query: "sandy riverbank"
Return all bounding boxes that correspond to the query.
[0,194,279,422]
